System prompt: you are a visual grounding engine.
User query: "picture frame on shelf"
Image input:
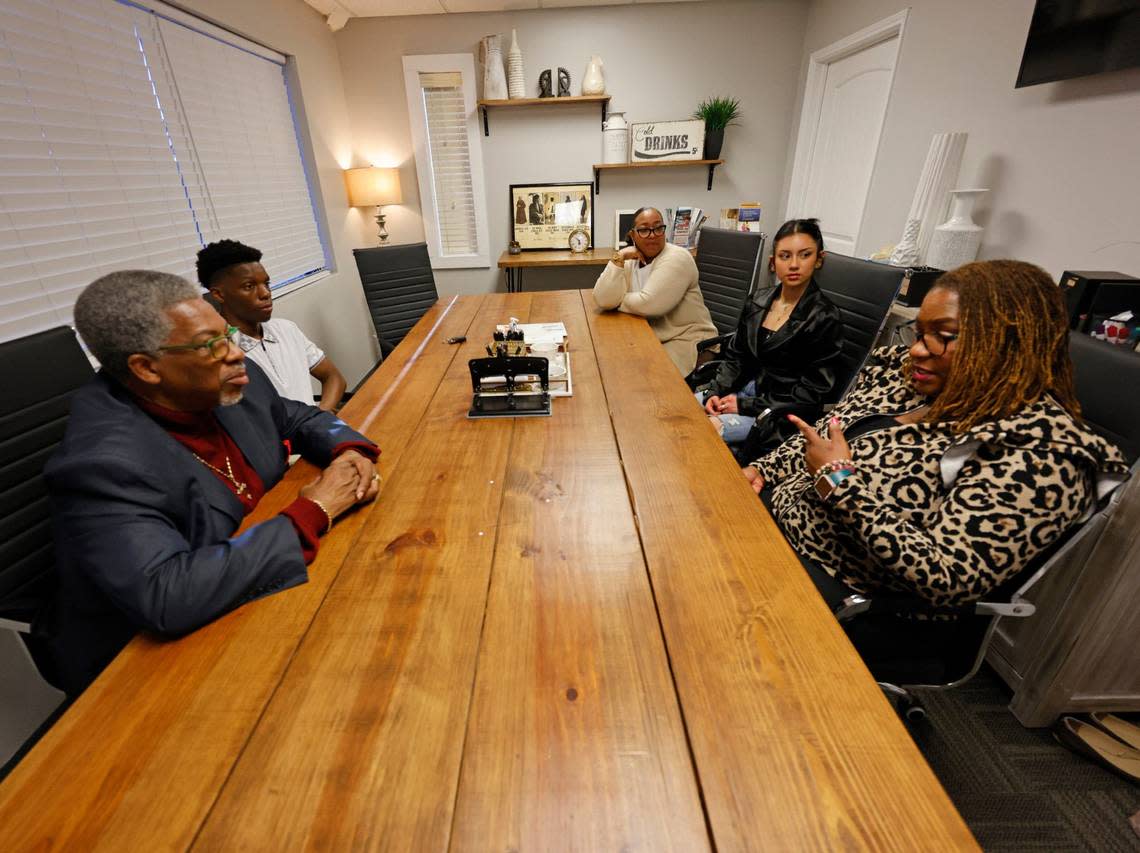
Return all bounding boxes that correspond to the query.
[629,119,705,163]
[613,209,638,248]
[510,181,594,250]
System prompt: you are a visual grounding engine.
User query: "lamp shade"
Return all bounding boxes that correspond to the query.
[344,167,402,207]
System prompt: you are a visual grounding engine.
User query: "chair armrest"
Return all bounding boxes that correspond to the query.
[696,333,731,353]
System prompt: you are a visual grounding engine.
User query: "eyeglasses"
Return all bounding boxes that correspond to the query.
[897,322,959,356]
[156,326,239,360]
[633,225,667,238]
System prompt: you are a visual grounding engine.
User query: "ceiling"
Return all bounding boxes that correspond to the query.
[303,0,701,29]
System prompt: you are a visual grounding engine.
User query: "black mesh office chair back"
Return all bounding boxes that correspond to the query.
[0,327,94,627]
[812,253,909,403]
[694,227,766,335]
[353,243,439,356]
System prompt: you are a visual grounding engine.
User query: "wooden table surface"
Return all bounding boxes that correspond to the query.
[496,247,615,268]
[0,291,976,851]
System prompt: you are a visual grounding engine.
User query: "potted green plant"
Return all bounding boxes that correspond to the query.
[693,96,741,160]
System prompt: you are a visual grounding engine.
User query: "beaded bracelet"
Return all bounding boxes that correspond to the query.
[814,458,855,479]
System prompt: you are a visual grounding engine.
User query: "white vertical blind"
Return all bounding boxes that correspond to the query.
[0,0,201,342]
[419,72,478,257]
[402,55,489,269]
[0,0,329,345]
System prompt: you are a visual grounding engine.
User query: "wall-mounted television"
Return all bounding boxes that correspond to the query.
[1016,0,1140,88]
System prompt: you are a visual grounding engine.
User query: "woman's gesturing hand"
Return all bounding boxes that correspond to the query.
[787,415,851,475]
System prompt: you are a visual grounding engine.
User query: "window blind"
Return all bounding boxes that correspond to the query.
[0,0,201,342]
[155,16,326,289]
[0,0,328,345]
[418,71,478,257]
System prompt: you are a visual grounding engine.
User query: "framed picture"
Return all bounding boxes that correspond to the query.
[629,119,705,162]
[510,182,594,250]
[613,209,638,248]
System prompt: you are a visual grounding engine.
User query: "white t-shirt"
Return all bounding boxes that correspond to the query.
[631,257,656,292]
[235,318,325,404]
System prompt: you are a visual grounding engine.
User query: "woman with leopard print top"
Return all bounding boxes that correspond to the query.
[743,260,1129,609]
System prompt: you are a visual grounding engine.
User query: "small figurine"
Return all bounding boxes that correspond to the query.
[538,69,552,98]
[508,240,521,255]
[557,67,571,97]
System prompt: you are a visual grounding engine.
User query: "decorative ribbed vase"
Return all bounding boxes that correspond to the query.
[926,189,988,271]
[507,29,525,100]
[889,131,967,266]
[480,35,508,100]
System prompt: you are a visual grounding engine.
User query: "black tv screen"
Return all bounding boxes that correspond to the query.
[1016,0,1140,87]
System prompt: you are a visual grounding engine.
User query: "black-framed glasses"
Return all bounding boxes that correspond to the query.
[896,321,959,356]
[633,225,667,238]
[156,326,239,360]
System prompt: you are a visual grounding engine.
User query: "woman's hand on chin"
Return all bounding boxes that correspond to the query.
[787,414,850,474]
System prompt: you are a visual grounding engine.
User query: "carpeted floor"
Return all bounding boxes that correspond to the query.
[908,664,1140,852]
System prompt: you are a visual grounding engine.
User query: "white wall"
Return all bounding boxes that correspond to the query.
[175,0,381,387]
[334,0,809,294]
[786,0,1140,279]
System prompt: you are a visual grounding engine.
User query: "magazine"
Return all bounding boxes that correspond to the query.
[736,202,761,233]
[670,207,706,248]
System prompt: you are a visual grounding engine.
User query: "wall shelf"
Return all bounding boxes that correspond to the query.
[593,159,725,192]
[477,95,611,136]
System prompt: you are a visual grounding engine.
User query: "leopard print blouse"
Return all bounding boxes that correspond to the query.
[754,346,1130,607]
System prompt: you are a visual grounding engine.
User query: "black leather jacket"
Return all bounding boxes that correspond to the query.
[704,279,843,419]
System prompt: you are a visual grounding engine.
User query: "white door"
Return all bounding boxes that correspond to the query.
[787,11,907,256]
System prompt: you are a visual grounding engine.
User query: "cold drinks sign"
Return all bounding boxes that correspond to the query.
[630,120,705,162]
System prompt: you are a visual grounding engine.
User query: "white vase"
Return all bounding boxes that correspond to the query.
[602,110,628,164]
[889,218,921,267]
[926,189,988,271]
[582,55,604,95]
[507,29,525,100]
[480,35,508,100]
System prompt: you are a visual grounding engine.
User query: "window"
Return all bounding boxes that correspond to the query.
[402,55,489,269]
[0,0,328,344]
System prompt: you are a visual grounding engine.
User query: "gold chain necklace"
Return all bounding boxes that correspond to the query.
[192,452,249,497]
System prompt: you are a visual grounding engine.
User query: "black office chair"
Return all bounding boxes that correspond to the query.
[813,253,911,405]
[836,334,1140,721]
[1,326,93,767]
[353,242,439,357]
[695,227,767,336]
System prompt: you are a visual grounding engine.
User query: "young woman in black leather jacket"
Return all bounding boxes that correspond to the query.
[699,218,844,458]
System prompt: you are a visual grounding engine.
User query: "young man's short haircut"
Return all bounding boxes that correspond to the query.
[196,240,263,288]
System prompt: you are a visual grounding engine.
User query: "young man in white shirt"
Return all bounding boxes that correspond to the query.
[197,240,346,411]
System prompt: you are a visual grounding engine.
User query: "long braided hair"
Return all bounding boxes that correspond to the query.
[921,260,1080,432]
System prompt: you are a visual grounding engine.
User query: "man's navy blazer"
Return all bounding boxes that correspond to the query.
[38,361,371,695]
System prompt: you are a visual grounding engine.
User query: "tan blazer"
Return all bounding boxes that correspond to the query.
[592,242,717,375]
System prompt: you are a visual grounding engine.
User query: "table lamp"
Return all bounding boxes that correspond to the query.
[344,167,403,244]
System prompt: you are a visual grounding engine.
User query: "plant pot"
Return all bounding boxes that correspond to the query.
[703,127,724,160]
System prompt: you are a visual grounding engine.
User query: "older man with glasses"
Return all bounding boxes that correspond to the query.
[35,270,381,696]
[592,206,717,375]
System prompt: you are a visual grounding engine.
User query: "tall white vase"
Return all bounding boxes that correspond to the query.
[889,131,967,266]
[507,29,525,100]
[480,35,508,100]
[926,189,988,271]
[581,55,604,95]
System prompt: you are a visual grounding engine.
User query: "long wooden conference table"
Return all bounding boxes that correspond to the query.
[0,290,975,850]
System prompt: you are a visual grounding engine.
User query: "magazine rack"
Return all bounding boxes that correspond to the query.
[468,355,551,418]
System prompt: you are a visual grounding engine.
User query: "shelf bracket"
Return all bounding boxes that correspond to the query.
[707,163,718,191]
[594,167,600,194]
[482,106,489,137]
[600,100,607,131]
